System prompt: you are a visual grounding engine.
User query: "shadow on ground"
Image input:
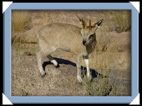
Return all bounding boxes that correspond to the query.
[43,57,106,79]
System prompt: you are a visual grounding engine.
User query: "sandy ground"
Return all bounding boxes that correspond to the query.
[11,52,131,96]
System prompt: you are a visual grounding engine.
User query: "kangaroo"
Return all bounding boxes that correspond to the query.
[37,16,103,83]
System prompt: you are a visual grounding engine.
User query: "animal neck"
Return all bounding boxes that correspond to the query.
[86,41,96,54]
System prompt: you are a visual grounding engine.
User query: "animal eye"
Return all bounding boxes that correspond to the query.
[89,34,94,39]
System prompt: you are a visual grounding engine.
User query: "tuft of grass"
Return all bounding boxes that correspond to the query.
[12,11,32,43]
[12,43,38,57]
[112,11,131,33]
[82,69,112,96]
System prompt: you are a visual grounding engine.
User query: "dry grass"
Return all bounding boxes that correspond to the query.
[11,10,131,43]
[12,11,31,43]
[112,10,131,33]
[82,73,111,96]
[12,43,38,58]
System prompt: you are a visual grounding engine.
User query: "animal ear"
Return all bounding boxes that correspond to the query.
[77,15,87,28]
[92,19,103,30]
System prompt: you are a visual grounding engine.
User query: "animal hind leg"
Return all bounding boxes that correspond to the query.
[47,55,59,68]
[76,56,83,83]
[37,52,46,76]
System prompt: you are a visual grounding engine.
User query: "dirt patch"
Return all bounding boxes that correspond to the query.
[12,56,131,96]
[12,56,88,96]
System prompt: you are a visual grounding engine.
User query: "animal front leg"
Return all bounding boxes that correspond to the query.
[83,55,92,81]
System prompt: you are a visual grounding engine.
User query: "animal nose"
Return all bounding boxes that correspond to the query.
[82,40,86,45]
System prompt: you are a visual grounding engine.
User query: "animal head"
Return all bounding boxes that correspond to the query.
[77,16,103,46]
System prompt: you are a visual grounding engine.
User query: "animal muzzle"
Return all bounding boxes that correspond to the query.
[82,40,87,46]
